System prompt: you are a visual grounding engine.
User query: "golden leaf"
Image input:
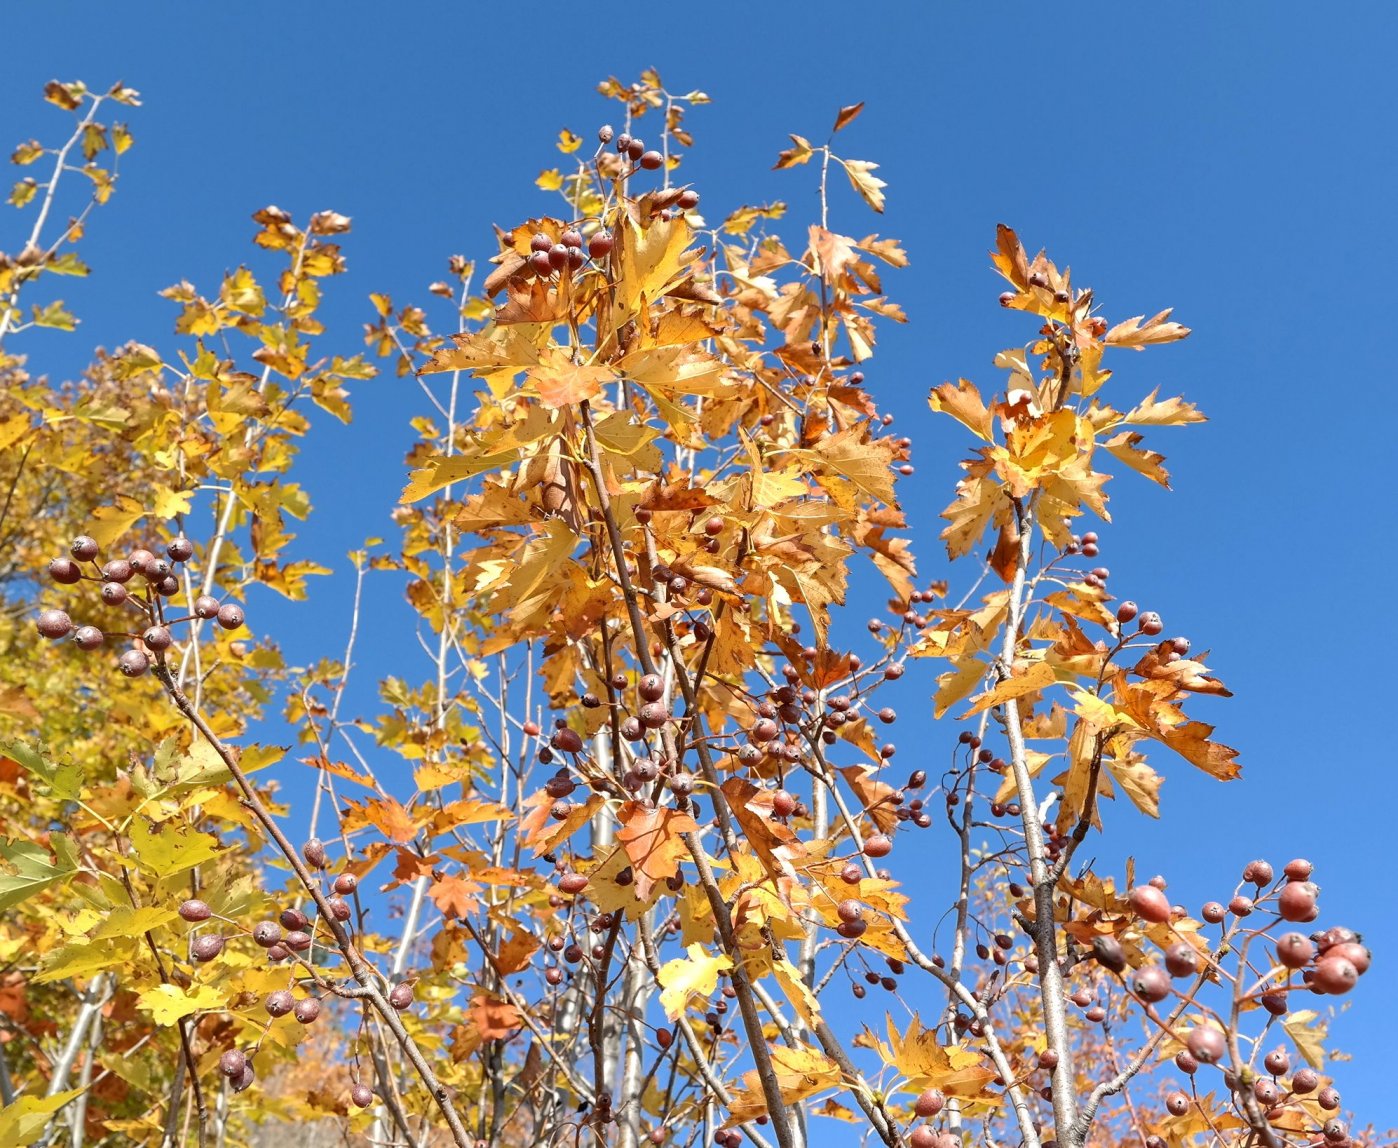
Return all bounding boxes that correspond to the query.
[658,943,732,1019]
[929,379,994,441]
[137,983,226,1026]
[1104,309,1190,349]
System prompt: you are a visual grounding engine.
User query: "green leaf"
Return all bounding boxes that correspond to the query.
[0,838,77,912]
[31,300,77,331]
[0,738,81,801]
[8,179,37,208]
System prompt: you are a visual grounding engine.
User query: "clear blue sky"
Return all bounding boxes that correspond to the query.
[6,1,1396,1125]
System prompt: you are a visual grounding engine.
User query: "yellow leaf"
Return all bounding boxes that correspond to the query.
[85,494,145,547]
[842,159,887,214]
[35,938,137,983]
[1123,388,1206,427]
[929,379,994,441]
[880,1013,998,1098]
[92,906,178,941]
[1104,430,1170,487]
[773,134,814,170]
[1282,1010,1328,1069]
[658,943,732,1019]
[963,660,1055,717]
[0,1089,84,1147]
[401,446,520,504]
[791,425,898,508]
[536,169,564,192]
[726,1044,842,1124]
[130,818,222,877]
[137,983,226,1026]
[556,129,582,154]
[774,959,822,1029]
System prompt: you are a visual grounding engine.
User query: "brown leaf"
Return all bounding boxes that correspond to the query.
[832,102,866,134]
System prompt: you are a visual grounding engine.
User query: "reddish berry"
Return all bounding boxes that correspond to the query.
[71,536,99,562]
[216,604,244,630]
[1276,933,1316,968]
[179,899,212,922]
[118,650,150,677]
[252,921,282,947]
[191,934,225,961]
[1283,858,1313,881]
[1128,884,1171,924]
[1311,956,1358,995]
[219,1049,247,1079]
[48,557,82,585]
[293,997,321,1023]
[351,1083,374,1108]
[193,595,220,619]
[265,990,294,1017]
[863,834,892,859]
[1278,881,1319,921]
[1186,1026,1226,1064]
[639,151,663,170]
[388,983,413,1010]
[73,625,104,650]
[1128,965,1171,1003]
[1164,942,1199,978]
[551,727,584,754]
[37,609,73,640]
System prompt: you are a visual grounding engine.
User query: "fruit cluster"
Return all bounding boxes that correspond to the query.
[177,846,411,1105]
[36,533,244,677]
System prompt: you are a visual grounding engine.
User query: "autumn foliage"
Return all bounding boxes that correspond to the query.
[0,73,1379,1148]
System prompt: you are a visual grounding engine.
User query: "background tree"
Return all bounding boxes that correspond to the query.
[0,73,1385,1148]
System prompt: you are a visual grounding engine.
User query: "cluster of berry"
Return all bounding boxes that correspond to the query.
[36,534,244,677]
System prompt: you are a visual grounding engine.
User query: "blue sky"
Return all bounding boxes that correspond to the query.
[6,1,1397,1126]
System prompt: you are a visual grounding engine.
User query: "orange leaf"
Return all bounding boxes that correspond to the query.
[616,801,700,900]
[428,873,480,918]
[469,993,522,1041]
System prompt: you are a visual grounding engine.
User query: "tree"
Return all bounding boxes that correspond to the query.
[0,72,1380,1148]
